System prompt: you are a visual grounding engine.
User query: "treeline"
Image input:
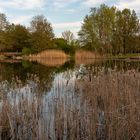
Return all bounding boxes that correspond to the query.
[79,4,140,54]
[0,4,140,56]
[0,14,54,53]
[0,14,77,55]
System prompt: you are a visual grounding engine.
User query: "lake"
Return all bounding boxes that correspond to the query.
[0,59,140,140]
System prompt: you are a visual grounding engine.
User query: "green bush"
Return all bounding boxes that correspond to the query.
[54,38,76,56]
[22,47,32,55]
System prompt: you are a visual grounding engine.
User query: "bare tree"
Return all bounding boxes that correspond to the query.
[62,30,74,45]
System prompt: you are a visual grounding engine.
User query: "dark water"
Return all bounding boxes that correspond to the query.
[0,59,140,140]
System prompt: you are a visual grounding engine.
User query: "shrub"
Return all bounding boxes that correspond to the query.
[22,47,32,55]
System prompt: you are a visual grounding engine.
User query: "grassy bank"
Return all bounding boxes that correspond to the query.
[110,53,140,59]
[28,50,68,59]
[75,50,101,59]
[0,51,139,63]
[28,50,100,59]
[0,55,7,60]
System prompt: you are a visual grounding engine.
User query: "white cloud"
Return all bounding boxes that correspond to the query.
[53,21,82,37]
[83,0,140,14]
[66,9,76,13]
[116,0,140,12]
[70,28,80,38]
[0,7,5,13]
[0,0,44,25]
[8,15,33,25]
[83,0,106,7]
[53,21,82,29]
[0,0,45,10]
[55,27,80,38]
[51,0,81,9]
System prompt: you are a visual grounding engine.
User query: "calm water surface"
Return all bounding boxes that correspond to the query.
[0,59,140,140]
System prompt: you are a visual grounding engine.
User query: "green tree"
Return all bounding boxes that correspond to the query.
[5,24,30,52]
[78,15,100,51]
[30,15,54,52]
[78,4,140,55]
[121,9,139,54]
[112,9,140,54]
[54,38,75,56]
[79,4,116,53]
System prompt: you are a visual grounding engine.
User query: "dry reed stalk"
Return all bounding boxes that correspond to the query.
[74,68,140,139]
[28,50,68,59]
[75,50,101,59]
[27,50,69,67]
[0,68,139,139]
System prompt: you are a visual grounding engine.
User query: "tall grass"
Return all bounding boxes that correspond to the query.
[27,50,104,67]
[0,66,140,139]
[28,50,69,67]
[28,50,68,59]
[75,50,101,59]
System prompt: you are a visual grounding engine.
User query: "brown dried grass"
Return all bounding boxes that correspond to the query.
[28,50,68,67]
[0,68,140,139]
[75,50,101,59]
[28,50,68,59]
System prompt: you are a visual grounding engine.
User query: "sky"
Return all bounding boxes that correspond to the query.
[0,0,140,37]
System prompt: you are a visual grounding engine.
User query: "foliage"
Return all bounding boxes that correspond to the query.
[0,14,54,53]
[78,4,140,54]
[113,9,140,54]
[0,6,139,56]
[22,47,32,55]
[30,15,54,53]
[5,24,31,52]
[54,38,76,56]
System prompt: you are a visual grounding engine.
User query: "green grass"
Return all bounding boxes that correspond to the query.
[0,55,7,60]
[110,53,140,59]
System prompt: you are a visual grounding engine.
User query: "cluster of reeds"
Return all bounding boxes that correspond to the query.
[75,67,140,139]
[28,50,68,59]
[0,67,140,139]
[75,50,101,59]
[27,50,69,67]
[26,49,103,67]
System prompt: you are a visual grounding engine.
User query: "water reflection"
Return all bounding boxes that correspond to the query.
[0,59,140,139]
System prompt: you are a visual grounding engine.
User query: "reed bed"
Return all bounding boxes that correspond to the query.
[0,66,140,140]
[28,50,68,67]
[28,50,68,59]
[75,67,140,140]
[75,50,101,59]
[28,50,102,67]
